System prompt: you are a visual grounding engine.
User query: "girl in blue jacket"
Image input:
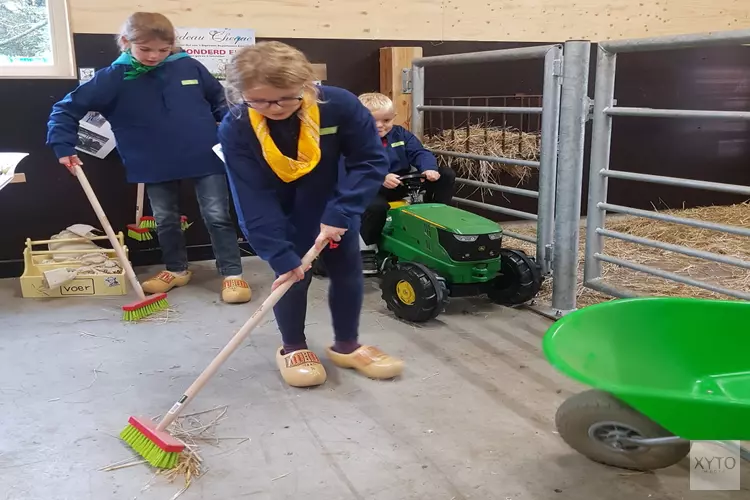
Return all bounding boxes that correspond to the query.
[46,12,251,304]
[219,41,404,387]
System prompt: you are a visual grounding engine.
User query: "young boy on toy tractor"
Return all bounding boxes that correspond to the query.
[358,93,456,268]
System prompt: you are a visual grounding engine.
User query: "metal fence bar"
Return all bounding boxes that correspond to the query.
[455,177,539,198]
[599,203,750,238]
[413,45,557,67]
[432,149,541,168]
[503,230,538,245]
[605,107,750,120]
[453,197,538,221]
[597,228,750,270]
[411,64,425,138]
[418,105,543,115]
[595,254,750,301]
[552,41,591,313]
[584,45,617,285]
[584,278,639,298]
[602,169,750,197]
[537,44,563,275]
[599,28,750,54]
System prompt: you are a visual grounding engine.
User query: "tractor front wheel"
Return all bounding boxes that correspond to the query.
[488,249,542,306]
[380,262,447,323]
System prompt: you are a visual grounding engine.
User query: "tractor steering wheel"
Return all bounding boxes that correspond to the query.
[398,172,426,204]
[398,172,426,186]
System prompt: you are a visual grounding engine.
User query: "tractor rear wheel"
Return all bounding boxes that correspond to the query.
[380,262,447,323]
[488,248,542,306]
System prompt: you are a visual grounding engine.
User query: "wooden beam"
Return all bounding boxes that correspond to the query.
[312,64,327,82]
[379,47,423,129]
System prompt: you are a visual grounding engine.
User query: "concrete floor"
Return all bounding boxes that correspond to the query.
[0,257,747,499]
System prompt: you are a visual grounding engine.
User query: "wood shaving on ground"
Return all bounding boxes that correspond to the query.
[130,307,181,324]
[507,202,750,307]
[101,405,249,499]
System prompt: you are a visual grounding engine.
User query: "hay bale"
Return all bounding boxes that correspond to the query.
[424,123,540,187]
[506,202,750,307]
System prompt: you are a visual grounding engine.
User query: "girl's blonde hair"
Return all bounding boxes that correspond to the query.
[225,41,319,105]
[117,12,177,52]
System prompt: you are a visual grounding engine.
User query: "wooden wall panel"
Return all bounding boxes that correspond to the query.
[69,0,750,41]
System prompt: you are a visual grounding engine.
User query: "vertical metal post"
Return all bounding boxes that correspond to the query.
[551,41,591,314]
[411,64,425,138]
[583,46,617,283]
[537,45,563,275]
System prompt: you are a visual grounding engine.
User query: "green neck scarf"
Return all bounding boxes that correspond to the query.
[113,50,190,80]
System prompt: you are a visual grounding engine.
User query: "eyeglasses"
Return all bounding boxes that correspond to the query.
[243,96,303,110]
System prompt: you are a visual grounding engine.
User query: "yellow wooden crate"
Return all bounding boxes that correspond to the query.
[20,233,129,298]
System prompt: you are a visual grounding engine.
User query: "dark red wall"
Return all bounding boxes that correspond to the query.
[0,35,748,277]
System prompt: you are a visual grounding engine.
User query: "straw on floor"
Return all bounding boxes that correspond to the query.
[508,202,750,307]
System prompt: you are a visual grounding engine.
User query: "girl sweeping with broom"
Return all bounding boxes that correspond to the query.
[219,41,404,387]
[46,12,252,305]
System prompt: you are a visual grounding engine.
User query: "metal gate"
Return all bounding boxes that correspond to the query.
[410,41,592,313]
[583,29,750,302]
[411,44,562,277]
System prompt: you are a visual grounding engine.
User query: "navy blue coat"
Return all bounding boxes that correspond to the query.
[382,125,438,174]
[47,53,227,183]
[218,86,389,275]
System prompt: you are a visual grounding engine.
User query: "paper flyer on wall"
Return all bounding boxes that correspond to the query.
[76,111,117,160]
[0,152,28,192]
[75,68,117,159]
[175,27,256,84]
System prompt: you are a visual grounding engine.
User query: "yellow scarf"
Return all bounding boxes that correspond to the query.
[249,95,322,183]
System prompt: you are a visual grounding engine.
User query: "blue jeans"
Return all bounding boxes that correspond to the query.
[146,173,243,276]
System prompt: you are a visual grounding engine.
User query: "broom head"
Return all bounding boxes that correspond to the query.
[122,292,169,321]
[127,224,153,242]
[138,216,157,230]
[121,415,185,469]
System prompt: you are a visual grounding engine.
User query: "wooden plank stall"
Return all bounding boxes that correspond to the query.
[379,46,423,128]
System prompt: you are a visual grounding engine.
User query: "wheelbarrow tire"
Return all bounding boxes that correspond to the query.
[555,389,690,471]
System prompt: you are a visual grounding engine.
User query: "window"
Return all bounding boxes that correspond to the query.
[0,0,75,78]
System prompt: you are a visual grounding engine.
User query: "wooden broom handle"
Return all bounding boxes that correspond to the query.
[135,183,145,225]
[156,239,330,431]
[72,165,147,301]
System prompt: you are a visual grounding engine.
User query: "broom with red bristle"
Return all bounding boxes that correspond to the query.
[121,240,332,468]
[69,164,169,321]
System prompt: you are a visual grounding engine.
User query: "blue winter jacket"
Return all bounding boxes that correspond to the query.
[382,125,438,174]
[218,86,389,275]
[46,52,227,183]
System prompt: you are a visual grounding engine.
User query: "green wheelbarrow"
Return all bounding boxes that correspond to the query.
[543,297,750,471]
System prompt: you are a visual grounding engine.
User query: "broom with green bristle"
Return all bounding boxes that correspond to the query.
[134,183,192,233]
[127,184,154,242]
[138,215,192,232]
[121,240,331,468]
[71,164,169,321]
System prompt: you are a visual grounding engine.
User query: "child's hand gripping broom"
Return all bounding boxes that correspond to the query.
[71,165,169,321]
[120,239,331,469]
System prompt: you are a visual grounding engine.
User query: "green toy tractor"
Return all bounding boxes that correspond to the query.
[314,172,543,322]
